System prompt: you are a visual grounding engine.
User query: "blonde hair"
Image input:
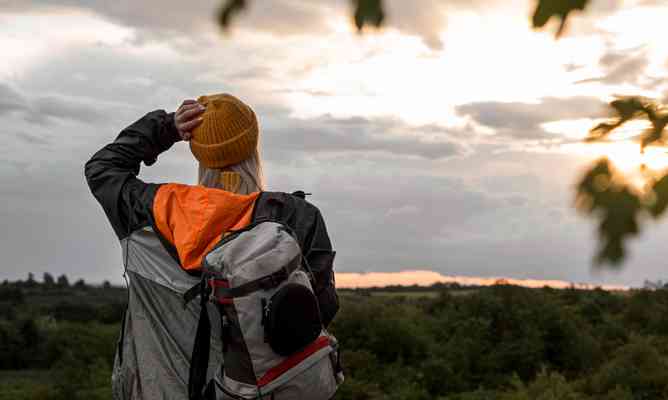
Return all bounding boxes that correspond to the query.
[197,147,264,194]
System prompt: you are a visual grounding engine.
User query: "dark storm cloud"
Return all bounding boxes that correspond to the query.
[456,97,608,139]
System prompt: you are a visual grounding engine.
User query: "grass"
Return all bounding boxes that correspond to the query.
[370,290,441,298]
[339,287,480,299]
[0,370,52,400]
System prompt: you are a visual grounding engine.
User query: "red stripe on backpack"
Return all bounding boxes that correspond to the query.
[257,336,330,387]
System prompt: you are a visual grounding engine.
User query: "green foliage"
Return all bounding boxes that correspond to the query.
[56,275,69,288]
[5,280,668,398]
[531,0,589,37]
[576,159,641,265]
[588,97,668,151]
[43,273,55,287]
[352,0,384,31]
[218,0,246,29]
[500,370,583,400]
[216,0,589,38]
[0,286,23,305]
[584,336,668,398]
[335,284,668,399]
[576,98,668,265]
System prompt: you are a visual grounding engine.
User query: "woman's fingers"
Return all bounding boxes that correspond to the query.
[180,117,204,134]
[177,99,198,111]
[175,99,205,141]
[177,105,205,123]
[176,100,202,118]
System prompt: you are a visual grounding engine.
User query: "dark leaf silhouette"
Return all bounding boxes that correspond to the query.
[532,0,589,37]
[576,159,642,265]
[214,0,597,39]
[649,174,668,218]
[587,97,668,151]
[578,105,668,265]
[218,0,247,29]
[352,0,385,31]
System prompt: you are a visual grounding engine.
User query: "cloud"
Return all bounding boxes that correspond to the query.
[1,0,219,37]
[0,83,107,125]
[384,0,447,50]
[1,0,333,40]
[3,0,667,291]
[259,110,464,161]
[577,49,649,86]
[0,83,28,115]
[30,95,107,124]
[13,132,51,145]
[293,171,504,273]
[0,0,452,50]
[456,97,608,139]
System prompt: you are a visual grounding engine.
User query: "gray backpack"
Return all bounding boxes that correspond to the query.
[186,220,344,400]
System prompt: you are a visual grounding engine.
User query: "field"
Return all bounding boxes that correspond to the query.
[3,279,668,399]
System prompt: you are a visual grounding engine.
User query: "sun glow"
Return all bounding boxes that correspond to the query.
[543,118,668,187]
[566,141,668,190]
[335,270,628,291]
[285,10,595,127]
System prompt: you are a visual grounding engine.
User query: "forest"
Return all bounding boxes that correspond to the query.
[2,275,668,399]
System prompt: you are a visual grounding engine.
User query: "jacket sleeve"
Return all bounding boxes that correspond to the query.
[84,110,181,239]
[304,208,339,328]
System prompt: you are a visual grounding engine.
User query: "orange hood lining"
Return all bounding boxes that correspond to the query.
[153,183,260,270]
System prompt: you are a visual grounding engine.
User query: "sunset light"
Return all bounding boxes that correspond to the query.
[6,1,668,398]
[3,0,668,299]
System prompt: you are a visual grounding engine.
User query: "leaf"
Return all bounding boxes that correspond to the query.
[594,186,641,265]
[218,0,247,29]
[352,0,385,31]
[532,0,590,37]
[641,112,668,150]
[649,174,668,218]
[611,97,646,121]
[576,158,613,212]
[586,97,664,146]
[575,159,643,265]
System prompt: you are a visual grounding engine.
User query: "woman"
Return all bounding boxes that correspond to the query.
[85,94,339,399]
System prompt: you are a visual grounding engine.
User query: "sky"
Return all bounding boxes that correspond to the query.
[1,0,668,288]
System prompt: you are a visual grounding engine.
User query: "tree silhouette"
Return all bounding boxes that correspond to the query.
[57,274,69,288]
[26,273,36,288]
[43,272,55,287]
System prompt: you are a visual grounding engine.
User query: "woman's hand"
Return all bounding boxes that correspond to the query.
[174,99,205,141]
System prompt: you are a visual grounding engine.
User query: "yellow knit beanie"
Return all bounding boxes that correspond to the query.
[190,93,259,169]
